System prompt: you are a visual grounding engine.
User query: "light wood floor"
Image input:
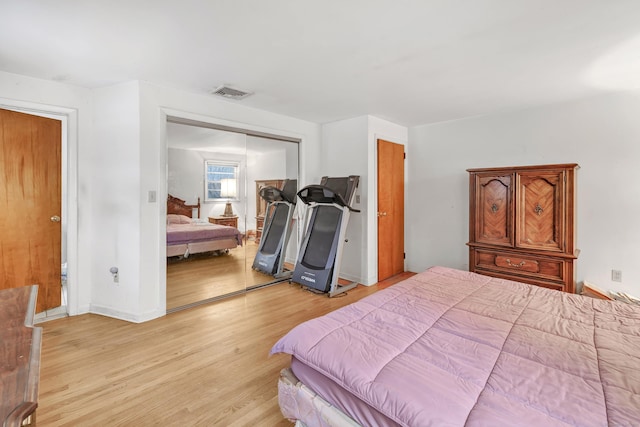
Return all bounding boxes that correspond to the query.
[167,241,281,310]
[37,272,415,426]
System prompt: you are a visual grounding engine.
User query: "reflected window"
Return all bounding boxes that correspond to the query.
[205,161,239,201]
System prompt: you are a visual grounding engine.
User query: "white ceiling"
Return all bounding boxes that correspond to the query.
[2,0,640,126]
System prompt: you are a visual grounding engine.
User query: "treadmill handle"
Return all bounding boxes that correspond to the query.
[333,192,360,212]
[297,184,360,212]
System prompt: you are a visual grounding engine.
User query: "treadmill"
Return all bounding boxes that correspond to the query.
[291,175,360,297]
[252,179,297,279]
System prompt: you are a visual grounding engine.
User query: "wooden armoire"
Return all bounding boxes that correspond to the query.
[467,164,579,293]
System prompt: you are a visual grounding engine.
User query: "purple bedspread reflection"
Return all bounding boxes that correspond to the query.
[167,223,242,245]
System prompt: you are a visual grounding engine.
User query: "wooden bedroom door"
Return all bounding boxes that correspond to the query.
[377,139,404,281]
[0,108,62,313]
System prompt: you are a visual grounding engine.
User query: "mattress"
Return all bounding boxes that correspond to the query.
[290,357,398,427]
[271,266,640,426]
[166,223,243,246]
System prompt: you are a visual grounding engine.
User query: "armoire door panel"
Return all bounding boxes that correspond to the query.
[517,171,564,252]
[475,174,513,246]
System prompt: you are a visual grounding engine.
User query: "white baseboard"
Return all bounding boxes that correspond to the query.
[34,305,68,323]
[338,272,363,285]
[90,304,164,323]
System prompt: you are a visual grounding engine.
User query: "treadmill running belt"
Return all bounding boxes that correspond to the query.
[262,204,289,255]
[302,206,342,269]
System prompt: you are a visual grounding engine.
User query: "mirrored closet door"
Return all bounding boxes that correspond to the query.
[165,121,299,311]
[245,135,299,290]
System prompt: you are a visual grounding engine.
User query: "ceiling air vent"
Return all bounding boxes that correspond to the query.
[211,85,253,100]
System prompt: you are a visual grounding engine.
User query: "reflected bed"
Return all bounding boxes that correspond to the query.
[166,195,243,258]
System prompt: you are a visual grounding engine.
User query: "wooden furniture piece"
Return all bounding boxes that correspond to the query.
[208,216,238,228]
[1,285,41,427]
[467,163,579,293]
[255,216,265,244]
[255,179,284,243]
[167,194,200,218]
[581,281,613,300]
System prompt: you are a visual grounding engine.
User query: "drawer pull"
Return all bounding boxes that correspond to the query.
[491,203,499,213]
[505,258,526,268]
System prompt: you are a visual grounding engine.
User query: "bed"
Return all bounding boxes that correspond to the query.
[166,195,243,258]
[271,266,640,427]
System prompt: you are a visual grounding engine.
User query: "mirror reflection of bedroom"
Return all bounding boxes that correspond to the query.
[166,121,299,312]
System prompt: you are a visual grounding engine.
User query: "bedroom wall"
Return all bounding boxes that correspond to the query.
[407,89,640,296]
[167,135,295,234]
[321,115,408,285]
[322,116,369,284]
[90,81,143,320]
[168,148,248,226]
[0,70,93,316]
[246,137,288,233]
[167,148,207,213]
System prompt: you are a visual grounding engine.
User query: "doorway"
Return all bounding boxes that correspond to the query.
[377,139,405,282]
[165,120,299,311]
[0,107,67,315]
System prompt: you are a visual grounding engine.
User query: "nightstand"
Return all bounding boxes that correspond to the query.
[208,216,238,228]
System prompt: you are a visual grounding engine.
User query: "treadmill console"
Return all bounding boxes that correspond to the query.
[259,179,298,204]
[297,176,360,211]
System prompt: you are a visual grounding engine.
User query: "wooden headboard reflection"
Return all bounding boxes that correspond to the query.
[167,195,201,218]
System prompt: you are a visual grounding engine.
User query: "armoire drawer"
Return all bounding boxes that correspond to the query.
[472,249,567,283]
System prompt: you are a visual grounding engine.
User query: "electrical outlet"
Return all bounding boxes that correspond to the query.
[611,269,622,282]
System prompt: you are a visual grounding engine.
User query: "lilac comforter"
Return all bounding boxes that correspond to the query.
[271,266,640,426]
[166,223,243,245]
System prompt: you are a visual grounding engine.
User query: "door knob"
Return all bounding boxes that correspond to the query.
[51,215,61,222]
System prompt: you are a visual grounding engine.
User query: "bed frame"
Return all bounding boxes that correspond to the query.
[278,368,359,427]
[167,194,201,218]
[166,194,240,258]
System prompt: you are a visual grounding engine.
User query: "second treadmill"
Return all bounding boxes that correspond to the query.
[291,175,360,297]
[252,179,297,279]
